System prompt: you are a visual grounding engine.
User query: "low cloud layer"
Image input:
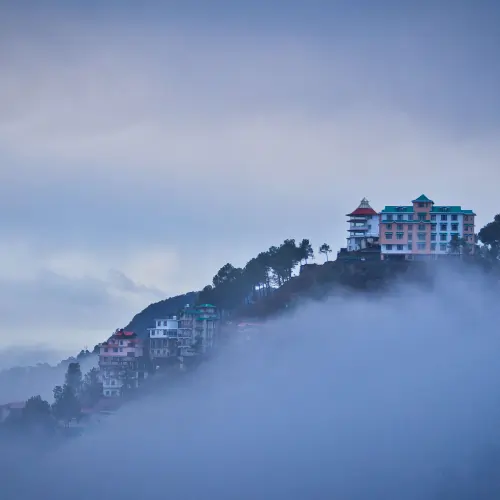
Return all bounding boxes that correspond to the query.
[4,266,500,498]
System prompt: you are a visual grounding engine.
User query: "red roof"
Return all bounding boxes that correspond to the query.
[346,207,378,216]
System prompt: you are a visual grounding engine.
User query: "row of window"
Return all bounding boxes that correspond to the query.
[385,213,466,222]
[385,232,460,241]
[384,243,450,252]
[386,223,460,231]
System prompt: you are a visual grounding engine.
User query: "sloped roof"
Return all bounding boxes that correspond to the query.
[346,197,378,216]
[412,194,434,203]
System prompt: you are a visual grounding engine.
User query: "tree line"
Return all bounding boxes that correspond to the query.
[197,238,332,311]
[1,362,102,436]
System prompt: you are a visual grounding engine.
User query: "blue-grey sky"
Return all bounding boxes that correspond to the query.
[1,0,499,351]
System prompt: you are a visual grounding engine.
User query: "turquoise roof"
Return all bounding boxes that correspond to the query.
[412,194,434,203]
[196,304,216,308]
[381,205,475,215]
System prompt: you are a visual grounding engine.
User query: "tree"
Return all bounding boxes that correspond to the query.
[298,239,314,264]
[319,243,332,262]
[24,395,51,420]
[478,214,500,260]
[448,235,468,256]
[81,368,103,407]
[52,384,81,425]
[65,362,82,396]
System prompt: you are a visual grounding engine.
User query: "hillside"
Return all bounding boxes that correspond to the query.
[124,291,198,337]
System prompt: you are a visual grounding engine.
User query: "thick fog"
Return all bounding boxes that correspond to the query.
[4,265,500,499]
[0,352,97,403]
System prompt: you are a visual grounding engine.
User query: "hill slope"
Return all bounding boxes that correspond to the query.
[124,292,198,337]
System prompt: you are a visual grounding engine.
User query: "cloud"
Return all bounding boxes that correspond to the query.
[4,267,500,498]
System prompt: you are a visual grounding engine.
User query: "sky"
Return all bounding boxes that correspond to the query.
[0,0,499,352]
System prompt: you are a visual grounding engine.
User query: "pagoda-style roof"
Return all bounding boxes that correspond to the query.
[346,197,378,216]
[412,194,434,204]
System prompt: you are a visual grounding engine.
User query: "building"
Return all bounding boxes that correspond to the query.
[149,317,180,360]
[0,402,25,423]
[346,198,380,251]
[177,304,219,357]
[379,194,476,261]
[98,329,147,397]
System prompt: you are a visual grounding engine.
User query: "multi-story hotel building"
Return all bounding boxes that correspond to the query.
[99,329,147,397]
[379,195,476,260]
[346,198,380,251]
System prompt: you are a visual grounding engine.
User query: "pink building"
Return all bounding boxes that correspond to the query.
[98,329,147,397]
[379,194,476,261]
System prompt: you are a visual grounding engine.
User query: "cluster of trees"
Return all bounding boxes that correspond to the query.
[198,238,332,310]
[448,214,500,260]
[1,362,102,434]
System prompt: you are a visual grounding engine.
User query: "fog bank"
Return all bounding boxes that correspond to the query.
[4,266,500,499]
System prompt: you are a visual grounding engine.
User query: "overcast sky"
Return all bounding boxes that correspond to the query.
[0,0,499,353]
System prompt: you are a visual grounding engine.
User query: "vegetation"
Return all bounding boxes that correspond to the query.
[197,238,317,311]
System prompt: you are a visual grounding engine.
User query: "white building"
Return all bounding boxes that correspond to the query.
[346,198,380,251]
[148,317,181,359]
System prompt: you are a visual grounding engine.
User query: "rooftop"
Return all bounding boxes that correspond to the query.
[412,194,434,203]
[346,197,378,217]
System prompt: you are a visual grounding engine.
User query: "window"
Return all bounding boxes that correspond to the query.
[418,213,426,221]
[408,243,413,251]
[464,216,469,221]
[417,243,426,250]
[385,244,393,251]
[119,340,124,346]
[397,224,404,230]
[113,348,118,353]
[408,224,413,231]
[451,215,458,221]
[418,224,425,231]
[418,203,424,208]
[407,214,414,221]
[408,233,413,241]
[119,348,123,352]
[104,348,109,352]
[385,232,393,240]
[451,223,458,231]
[430,233,436,241]
[396,232,404,240]
[387,214,393,221]
[431,214,436,221]
[440,233,447,242]
[418,232,426,241]
[397,214,403,221]
[397,244,404,251]
[441,214,448,221]
[431,224,437,231]
[440,223,447,231]
[431,243,437,251]
[440,244,447,252]
[386,224,392,230]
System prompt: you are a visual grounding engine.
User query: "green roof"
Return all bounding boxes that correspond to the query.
[412,194,434,203]
[196,304,216,308]
[381,206,413,213]
[382,205,475,215]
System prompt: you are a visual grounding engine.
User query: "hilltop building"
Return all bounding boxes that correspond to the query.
[98,329,147,397]
[346,198,380,251]
[379,194,476,261]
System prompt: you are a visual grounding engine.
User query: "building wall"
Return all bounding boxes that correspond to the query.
[380,198,475,260]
